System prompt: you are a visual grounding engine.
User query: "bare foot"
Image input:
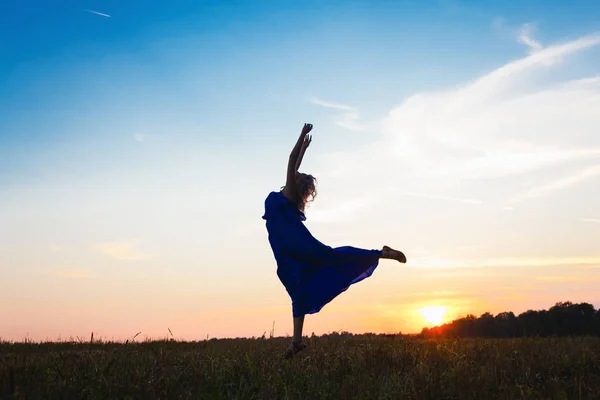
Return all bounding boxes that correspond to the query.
[284,340,307,359]
[382,245,407,263]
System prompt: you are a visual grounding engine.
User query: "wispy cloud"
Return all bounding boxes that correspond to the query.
[472,34,600,87]
[133,133,145,143]
[582,218,600,223]
[315,30,600,214]
[310,97,367,131]
[517,23,543,52]
[335,112,363,131]
[310,97,356,111]
[409,256,600,269]
[85,9,111,18]
[392,190,483,205]
[536,275,600,283]
[94,240,150,261]
[511,164,600,203]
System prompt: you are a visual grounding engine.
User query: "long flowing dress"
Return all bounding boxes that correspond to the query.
[262,190,382,317]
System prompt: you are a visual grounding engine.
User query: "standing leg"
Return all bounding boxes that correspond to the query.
[293,315,305,343]
[285,314,307,359]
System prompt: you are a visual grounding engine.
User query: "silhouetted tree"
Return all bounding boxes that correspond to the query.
[420,301,600,339]
[494,312,519,337]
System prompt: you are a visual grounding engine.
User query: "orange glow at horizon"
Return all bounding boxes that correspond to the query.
[419,306,449,326]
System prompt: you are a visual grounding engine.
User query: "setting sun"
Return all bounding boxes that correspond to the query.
[419,306,448,326]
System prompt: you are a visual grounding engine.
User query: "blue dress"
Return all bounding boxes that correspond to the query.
[262,191,382,317]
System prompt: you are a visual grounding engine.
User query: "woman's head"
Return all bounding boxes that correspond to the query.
[295,172,317,212]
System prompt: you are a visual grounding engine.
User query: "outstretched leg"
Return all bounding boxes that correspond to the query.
[381,245,407,263]
[285,315,307,359]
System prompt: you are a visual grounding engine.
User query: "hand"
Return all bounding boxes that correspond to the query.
[301,123,313,135]
[301,134,312,150]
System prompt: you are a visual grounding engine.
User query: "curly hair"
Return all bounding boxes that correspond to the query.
[294,172,317,212]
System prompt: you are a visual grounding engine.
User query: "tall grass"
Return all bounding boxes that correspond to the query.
[1,335,599,399]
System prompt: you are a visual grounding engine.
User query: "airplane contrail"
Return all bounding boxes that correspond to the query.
[86,9,111,18]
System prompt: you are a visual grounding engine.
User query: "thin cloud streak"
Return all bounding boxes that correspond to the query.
[409,256,600,269]
[393,190,483,205]
[470,33,600,90]
[517,23,543,52]
[310,97,356,111]
[536,276,600,283]
[511,164,600,203]
[94,240,151,261]
[335,112,365,131]
[85,9,111,18]
[311,97,368,131]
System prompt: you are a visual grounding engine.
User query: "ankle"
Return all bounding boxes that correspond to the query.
[381,246,390,259]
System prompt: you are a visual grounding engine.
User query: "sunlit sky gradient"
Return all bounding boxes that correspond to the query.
[2,0,600,342]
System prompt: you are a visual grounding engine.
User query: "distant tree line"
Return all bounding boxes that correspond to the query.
[419,302,600,338]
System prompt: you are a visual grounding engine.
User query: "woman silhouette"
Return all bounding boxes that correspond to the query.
[262,123,406,358]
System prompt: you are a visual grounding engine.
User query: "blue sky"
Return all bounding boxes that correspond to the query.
[2,0,600,341]
[2,0,599,193]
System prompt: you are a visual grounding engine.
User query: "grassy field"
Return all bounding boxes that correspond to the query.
[1,335,600,399]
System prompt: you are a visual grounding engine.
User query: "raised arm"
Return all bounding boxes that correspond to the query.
[283,123,313,202]
[295,134,312,171]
